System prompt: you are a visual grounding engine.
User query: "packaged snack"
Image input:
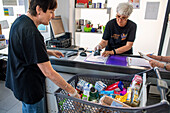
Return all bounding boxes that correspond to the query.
[101,95,131,108]
[105,81,124,92]
[130,75,143,90]
[76,79,88,91]
[115,93,128,103]
[99,90,115,98]
[114,88,127,96]
[131,89,140,106]
[95,81,107,92]
[126,87,132,104]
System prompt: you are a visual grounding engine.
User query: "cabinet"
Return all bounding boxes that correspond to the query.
[73,4,111,49]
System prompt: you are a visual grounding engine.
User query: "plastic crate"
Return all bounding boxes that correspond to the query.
[55,69,170,113]
[48,32,71,48]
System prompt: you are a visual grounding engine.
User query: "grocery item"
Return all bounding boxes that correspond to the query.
[89,87,98,103]
[100,90,115,98]
[100,95,131,108]
[114,88,127,96]
[82,83,93,101]
[126,87,132,104]
[95,81,107,92]
[131,88,140,106]
[130,75,143,90]
[105,81,124,92]
[76,79,88,91]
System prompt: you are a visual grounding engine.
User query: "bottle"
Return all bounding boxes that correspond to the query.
[82,83,93,101]
[89,87,98,103]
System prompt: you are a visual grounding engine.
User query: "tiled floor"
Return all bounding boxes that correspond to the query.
[0,80,22,113]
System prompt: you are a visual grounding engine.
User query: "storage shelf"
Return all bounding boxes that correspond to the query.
[75,31,103,34]
[75,7,108,10]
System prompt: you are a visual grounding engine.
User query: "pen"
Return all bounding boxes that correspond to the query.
[149,53,154,56]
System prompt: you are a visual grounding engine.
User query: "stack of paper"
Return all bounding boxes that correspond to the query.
[127,57,151,68]
[84,53,108,64]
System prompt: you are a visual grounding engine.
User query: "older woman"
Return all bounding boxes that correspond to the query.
[6,0,80,113]
[95,2,137,57]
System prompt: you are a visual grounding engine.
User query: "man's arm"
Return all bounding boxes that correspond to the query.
[99,39,108,49]
[115,41,133,54]
[95,39,108,51]
[37,61,78,96]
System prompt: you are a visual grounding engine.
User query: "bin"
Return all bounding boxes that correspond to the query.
[55,68,170,113]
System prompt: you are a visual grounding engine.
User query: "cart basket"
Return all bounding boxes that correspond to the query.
[55,68,170,113]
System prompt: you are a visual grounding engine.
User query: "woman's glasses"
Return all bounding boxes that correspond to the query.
[116,15,128,21]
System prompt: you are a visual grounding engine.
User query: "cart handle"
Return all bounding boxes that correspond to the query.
[154,67,169,104]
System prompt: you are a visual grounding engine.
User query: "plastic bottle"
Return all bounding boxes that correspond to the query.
[89,87,98,103]
[82,83,93,101]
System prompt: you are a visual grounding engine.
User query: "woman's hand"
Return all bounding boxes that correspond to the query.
[149,60,164,68]
[47,50,64,58]
[102,50,114,57]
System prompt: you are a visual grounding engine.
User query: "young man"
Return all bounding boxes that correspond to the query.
[6,0,80,113]
[95,2,137,57]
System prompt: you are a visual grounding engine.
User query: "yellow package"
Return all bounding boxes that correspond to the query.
[115,93,128,103]
[131,89,139,106]
[126,87,132,104]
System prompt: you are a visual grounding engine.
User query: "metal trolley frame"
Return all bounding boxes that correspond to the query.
[55,68,170,113]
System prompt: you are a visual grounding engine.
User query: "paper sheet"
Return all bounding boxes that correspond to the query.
[127,57,151,68]
[84,53,108,64]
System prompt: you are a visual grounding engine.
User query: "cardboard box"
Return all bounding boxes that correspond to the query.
[100,95,131,108]
[50,16,65,37]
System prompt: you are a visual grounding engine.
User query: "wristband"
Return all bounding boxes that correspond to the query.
[164,63,167,70]
[69,89,77,97]
[113,49,116,55]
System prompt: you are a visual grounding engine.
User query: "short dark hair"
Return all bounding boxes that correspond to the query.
[29,0,57,16]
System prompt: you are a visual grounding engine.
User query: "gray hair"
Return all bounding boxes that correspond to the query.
[116,2,133,17]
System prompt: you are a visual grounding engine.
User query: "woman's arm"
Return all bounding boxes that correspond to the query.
[37,61,80,98]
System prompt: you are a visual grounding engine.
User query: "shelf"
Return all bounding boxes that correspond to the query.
[75,7,108,10]
[75,31,103,34]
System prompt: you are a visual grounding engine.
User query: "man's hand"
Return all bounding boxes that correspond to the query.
[94,44,102,51]
[47,50,64,58]
[102,50,114,57]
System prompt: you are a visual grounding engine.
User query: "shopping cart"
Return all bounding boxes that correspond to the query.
[55,67,170,113]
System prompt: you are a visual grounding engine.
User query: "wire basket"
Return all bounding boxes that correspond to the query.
[55,69,170,113]
[48,32,72,48]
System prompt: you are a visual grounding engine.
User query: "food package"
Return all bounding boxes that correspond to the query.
[100,95,131,108]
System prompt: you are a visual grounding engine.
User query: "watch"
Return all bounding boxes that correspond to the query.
[164,63,167,70]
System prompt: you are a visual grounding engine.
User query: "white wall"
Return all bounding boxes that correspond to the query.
[0,0,25,39]
[55,0,69,32]
[69,0,168,55]
[103,0,168,55]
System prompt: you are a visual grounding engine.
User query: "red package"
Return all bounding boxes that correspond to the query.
[105,81,124,92]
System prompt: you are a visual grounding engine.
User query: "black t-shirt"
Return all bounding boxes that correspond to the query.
[103,19,137,54]
[5,15,49,104]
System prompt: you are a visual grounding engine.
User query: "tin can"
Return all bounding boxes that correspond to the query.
[97,3,102,8]
[79,19,84,26]
[92,3,96,8]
